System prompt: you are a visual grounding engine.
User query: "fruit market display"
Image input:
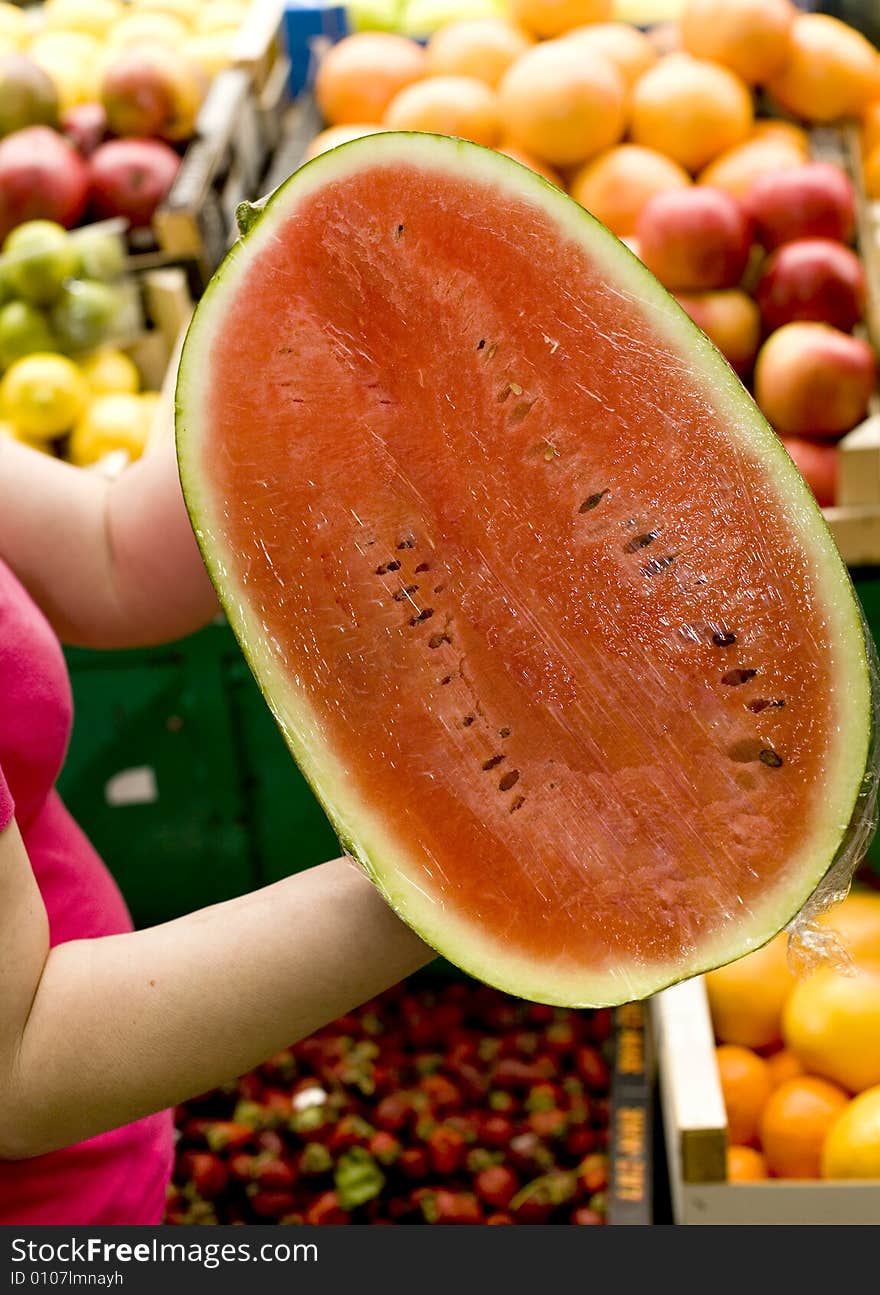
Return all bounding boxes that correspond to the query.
[707,889,880,1182]
[168,980,615,1225]
[309,1,880,510]
[176,128,871,1007]
[0,217,157,465]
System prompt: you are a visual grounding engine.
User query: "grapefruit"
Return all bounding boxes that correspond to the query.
[425,18,532,88]
[315,33,427,126]
[680,0,795,86]
[568,144,691,239]
[629,55,754,174]
[765,13,880,123]
[783,961,880,1094]
[383,77,501,146]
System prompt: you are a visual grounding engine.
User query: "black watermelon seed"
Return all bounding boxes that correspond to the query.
[712,631,737,648]
[428,631,450,649]
[722,668,758,686]
[759,749,784,768]
[397,538,416,550]
[748,698,786,713]
[440,675,452,685]
[624,531,659,554]
[394,585,418,601]
[578,491,608,513]
[510,796,525,813]
[410,607,434,624]
[482,754,505,770]
[499,727,511,738]
[477,339,486,350]
[462,714,475,727]
[498,769,520,791]
[415,562,430,573]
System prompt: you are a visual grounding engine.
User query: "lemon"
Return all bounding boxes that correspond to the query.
[42,0,124,37]
[0,353,89,439]
[783,960,880,1094]
[195,1,248,35]
[0,2,28,49]
[68,392,151,465]
[29,33,103,109]
[80,348,141,396]
[822,1086,880,1179]
[107,11,189,48]
[132,0,202,25]
[0,418,54,455]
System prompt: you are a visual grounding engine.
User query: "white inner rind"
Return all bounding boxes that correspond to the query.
[176,133,872,1007]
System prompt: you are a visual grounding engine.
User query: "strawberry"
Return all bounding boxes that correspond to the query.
[590,1008,614,1043]
[510,1171,577,1225]
[528,1108,568,1140]
[375,1093,411,1133]
[419,1074,462,1111]
[474,1165,519,1210]
[427,1125,466,1175]
[368,1131,401,1167]
[576,1046,611,1093]
[399,1147,430,1180]
[327,1114,375,1154]
[525,1082,561,1112]
[202,1122,253,1153]
[527,1003,555,1026]
[479,1114,515,1149]
[304,1191,349,1225]
[421,1190,483,1224]
[571,1206,604,1225]
[228,1152,257,1182]
[485,1211,515,1225]
[253,1155,297,1191]
[577,1153,609,1195]
[248,1188,297,1220]
[177,1151,229,1200]
[565,1125,597,1160]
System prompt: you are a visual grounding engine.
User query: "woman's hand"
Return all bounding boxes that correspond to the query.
[0,417,218,648]
[0,818,433,1159]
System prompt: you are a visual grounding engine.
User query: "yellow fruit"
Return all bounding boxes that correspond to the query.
[42,0,124,38]
[107,11,190,49]
[563,21,658,91]
[0,419,52,455]
[1,354,88,439]
[706,933,794,1049]
[193,1,248,35]
[0,2,29,49]
[508,0,613,40]
[783,960,880,1094]
[68,393,151,466]
[383,76,501,147]
[29,31,104,109]
[765,13,880,123]
[822,1086,880,1179]
[629,54,754,174]
[817,891,880,963]
[133,0,203,25]
[184,31,234,79]
[498,39,626,168]
[425,18,533,89]
[79,348,141,397]
[680,0,795,86]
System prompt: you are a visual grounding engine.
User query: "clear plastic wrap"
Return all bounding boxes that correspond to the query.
[178,136,880,1005]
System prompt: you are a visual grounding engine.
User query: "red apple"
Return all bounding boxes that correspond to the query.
[61,102,108,158]
[675,288,761,374]
[100,45,204,143]
[780,436,837,508]
[636,187,752,291]
[0,126,89,242]
[754,322,875,439]
[755,238,865,333]
[747,162,856,250]
[88,138,181,228]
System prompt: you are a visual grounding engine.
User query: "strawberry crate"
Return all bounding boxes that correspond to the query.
[652,976,880,1224]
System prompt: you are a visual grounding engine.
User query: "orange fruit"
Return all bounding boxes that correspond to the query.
[508,0,612,41]
[698,137,804,199]
[765,14,880,124]
[629,54,754,174]
[562,21,658,91]
[864,101,880,158]
[569,144,691,238]
[705,933,795,1050]
[304,124,384,161]
[760,1076,848,1178]
[816,891,880,963]
[680,0,795,86]
[498,39,626,168]
[383,76,500,146]
[865,144,880,201]
[496,145,562,187]
[749,118,809,154]
[315,32,426,126]
[716,1044,772,1146]
[783,960,880,1094]
[821,1085,880,1180]
[766,1049,805,1090]
[425,18,533,89]
[727,1145,768,1182]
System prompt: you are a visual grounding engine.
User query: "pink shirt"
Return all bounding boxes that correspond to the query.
[0,559,173,1225]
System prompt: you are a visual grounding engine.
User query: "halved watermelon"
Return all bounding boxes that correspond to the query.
[176,133,873,1007]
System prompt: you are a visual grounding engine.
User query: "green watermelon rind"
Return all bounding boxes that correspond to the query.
[176,132,873,1007]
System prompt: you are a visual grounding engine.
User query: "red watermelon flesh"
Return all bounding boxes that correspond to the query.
[176,135,872,1006]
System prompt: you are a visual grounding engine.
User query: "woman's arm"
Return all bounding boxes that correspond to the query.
[0,821,433,1158]
[0,427,218,648]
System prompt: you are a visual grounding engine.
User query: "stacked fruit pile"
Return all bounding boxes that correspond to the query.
[168,981,615,1225]
[308,0,879,509]
[706,890,880,1183]
[0,0,261,241]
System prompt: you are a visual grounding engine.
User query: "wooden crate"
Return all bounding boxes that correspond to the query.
[652,978,880,1225]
